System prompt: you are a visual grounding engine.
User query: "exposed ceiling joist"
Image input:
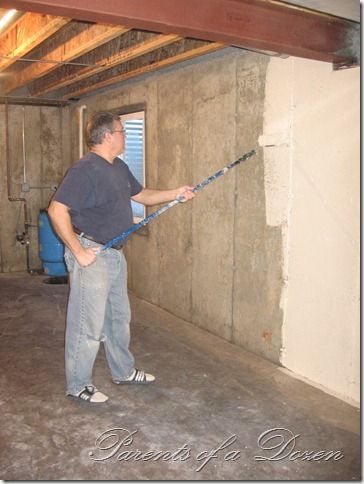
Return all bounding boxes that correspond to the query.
[0,12,70,72]
[0,95,70,106]
[31,32,181,97]
[1,22,130,94]
[0,0,359,104]
[61,40,224,101]
[0,0,359,66]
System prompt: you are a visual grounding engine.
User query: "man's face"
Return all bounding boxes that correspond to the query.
[109,120,125,156]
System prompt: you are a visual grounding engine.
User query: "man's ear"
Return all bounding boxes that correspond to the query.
[104,131,112,144]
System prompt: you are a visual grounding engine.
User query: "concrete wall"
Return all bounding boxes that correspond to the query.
[261,57,360,404]
[0,105,71,272]
[66,48,285,363]
[1,47,358,404]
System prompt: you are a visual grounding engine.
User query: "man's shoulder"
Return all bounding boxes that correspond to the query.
[113,156,128,169]
[70,152,105,174]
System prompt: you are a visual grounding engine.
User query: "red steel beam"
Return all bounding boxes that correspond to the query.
[0,0,359,65]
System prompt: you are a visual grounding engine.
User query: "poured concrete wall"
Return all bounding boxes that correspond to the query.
[261,57,360,404]
[0,105,71,272]
[66,48,285,363]
[1,46,358,404]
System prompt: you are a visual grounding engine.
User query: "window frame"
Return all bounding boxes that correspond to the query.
[119,110,146,224]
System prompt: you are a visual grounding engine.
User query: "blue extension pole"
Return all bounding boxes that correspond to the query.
[101,149,257,251]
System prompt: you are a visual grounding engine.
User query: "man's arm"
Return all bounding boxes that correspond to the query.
[48,200,98,267]
[131,186,195,206]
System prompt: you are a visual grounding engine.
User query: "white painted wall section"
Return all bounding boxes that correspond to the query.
[261,56,360,404]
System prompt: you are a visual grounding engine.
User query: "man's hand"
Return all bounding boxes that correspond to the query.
[175,186,195,202]
[48,201,101,267]
[74,247,99,267]
[132,186,196,206]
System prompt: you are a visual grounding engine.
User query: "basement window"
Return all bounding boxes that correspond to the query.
[119,111,145,223]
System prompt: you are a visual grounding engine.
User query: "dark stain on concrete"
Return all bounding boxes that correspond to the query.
[261,330,273,343]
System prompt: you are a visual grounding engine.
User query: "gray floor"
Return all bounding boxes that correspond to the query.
[0,272,360,480]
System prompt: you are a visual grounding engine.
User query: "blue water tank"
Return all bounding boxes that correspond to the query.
[38,209,67,276]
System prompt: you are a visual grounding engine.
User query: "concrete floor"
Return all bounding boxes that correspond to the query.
[0,272,360,480]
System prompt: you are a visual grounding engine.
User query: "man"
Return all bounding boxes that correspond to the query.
[48,111,195,404]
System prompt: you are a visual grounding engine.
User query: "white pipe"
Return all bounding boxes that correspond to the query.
[78,105,87,158]
[22,106,26,183]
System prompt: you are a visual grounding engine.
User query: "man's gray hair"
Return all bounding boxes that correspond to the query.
[85,111,121,147]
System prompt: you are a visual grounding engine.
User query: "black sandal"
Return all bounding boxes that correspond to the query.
[68,385,108,403]
[113,369,155,385]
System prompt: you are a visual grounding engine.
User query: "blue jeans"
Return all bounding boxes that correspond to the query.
[64,236,135,395]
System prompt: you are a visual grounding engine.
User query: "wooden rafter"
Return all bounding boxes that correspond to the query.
[0,12,70,72]
[0,95,69,106]
[0,22,130,94]
[0,0,359,66]
[31,32,181,97]
[60,40,224,100]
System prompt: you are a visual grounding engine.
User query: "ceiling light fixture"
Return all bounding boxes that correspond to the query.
[0,9,18,33]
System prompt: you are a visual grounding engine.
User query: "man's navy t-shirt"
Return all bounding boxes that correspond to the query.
[53,152,143,243]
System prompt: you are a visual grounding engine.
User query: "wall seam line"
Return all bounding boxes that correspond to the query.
[189,71,194,323]
[189,68,195,325]
[155,83,161,308]
[230,55,239,343]
[280,57,295,366]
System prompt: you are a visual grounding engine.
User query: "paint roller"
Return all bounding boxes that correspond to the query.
[101,149,257,251]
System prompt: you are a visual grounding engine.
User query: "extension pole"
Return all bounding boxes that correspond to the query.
[101,149,256,251]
